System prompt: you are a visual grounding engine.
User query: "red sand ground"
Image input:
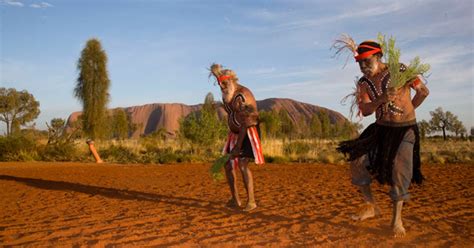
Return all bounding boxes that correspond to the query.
[0,162,472,247]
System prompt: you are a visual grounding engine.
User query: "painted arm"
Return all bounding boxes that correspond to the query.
[357,84,389,116]
[410,77,430,109]
[230,126,247,158]
[230,92,257,158]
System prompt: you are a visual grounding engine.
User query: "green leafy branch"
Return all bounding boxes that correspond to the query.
[377,33,431,89]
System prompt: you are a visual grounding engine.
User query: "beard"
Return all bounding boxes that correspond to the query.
[222,83,236,103]
[362,60,384,78]
[363,63,379,77]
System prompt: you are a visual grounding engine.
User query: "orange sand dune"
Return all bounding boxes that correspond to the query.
[0,162,472,247]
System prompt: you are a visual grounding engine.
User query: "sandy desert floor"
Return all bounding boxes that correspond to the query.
[0,162,472,247]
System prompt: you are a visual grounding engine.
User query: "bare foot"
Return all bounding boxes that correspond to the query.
[351,203,380,221]
[243,202,257,212]
[226,198,241,209]
[391,201,406,237]
[393,223,406,237]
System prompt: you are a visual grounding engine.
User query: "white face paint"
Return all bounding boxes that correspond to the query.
[358,55,381,78]
[219,77,236,103]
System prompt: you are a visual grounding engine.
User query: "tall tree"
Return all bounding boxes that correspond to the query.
[74,38,110,140]
[0,88,40,136]
[309,114,322,139]
[278,109,294,139]
[259,110,280,139]
[318,110,331,139]
[179,92,226,147]
[111,108,129,140]
[295,115,309,138]
[428,107,457,140]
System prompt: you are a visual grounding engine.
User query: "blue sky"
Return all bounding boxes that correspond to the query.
[1,0,473,133]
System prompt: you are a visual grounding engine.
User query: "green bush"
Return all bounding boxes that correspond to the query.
[265,155,290,164]
[141,147,193,164]
[283,141,311,156]
[40,143,82,162]
[0,135,38,161]
[100,145,140,163]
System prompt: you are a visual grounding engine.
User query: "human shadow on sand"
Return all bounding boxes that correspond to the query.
[1,174,388,237]
[0,175,290,222]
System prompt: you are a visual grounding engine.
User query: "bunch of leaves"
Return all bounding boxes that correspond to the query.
[210,154,230,181]
[377,33,430,89]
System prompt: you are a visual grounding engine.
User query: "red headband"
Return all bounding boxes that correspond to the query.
[354,45,382,62]
[217,75,232,83]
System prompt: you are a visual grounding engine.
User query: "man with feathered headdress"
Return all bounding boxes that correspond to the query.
[333,35,430,237]
[210,63,264,212]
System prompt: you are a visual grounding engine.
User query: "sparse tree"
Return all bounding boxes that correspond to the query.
[451,118,466,138]
[0,87,40,136]
[46,118,66,144]
[429,107,458,140]
[418,120,431,140]
[318,110,331,139]
[74,38,110,140]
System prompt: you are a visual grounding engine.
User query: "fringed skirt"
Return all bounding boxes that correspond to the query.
[223,126,265,166]
[337,120,423,185]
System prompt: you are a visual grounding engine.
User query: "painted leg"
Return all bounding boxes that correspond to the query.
[352,185,380,221]
[392,200,406,237]
[225,160,241,208]
[239,158,257,211]
[390,130,415,237]
[86,140,103,163]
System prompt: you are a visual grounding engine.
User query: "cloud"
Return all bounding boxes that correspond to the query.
[273,1,407,32]
[246,8,288,22]
[3,0,24,7]
[247,67,276,75]
[30,2,53,8]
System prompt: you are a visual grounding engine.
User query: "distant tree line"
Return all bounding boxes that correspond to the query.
[258,108,362,140]
[1,86,469,143]
[177,92,363,145]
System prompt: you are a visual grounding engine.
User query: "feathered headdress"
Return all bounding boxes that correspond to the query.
[209,63,237,86]
[331,33,358,67]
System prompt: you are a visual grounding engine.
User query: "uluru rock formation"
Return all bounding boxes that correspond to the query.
[66,98,348,138]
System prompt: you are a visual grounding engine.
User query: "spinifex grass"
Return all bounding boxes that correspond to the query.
[210,154,230,181]
[377,33,430,89]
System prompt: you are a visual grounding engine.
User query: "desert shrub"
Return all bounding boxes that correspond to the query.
[0,135,38,161]
[264,155,290,164]
[40,142,82,162]
[139,146,194,164]
[100,145,140,163]
[318,151,336,164]
[283,141,311,156]
[432,154,446,165]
